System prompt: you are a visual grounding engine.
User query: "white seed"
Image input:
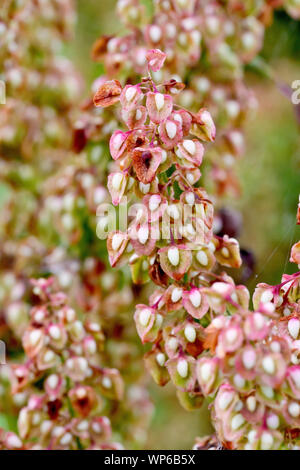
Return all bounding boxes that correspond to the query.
[261,290,273,303]
[196,77,210,93]
[168,337,178,351]
[242,32,255,50]
[248,430,257,444]
[149,195,160,212]
[270,341,281,353]
[183,140,196,155]
[262,356,275,375]
[49,325,61,340]
[155,314,163,329]
[168,247,180,266]
[102,377,112,389]
[112,233,123,251]
[226,100,240,118]
[225,328,238,344]
[125,86,137,102]
[137,226,149,245]
[166,121,177,140]
[173,113,182,125]
[44,350,55,363]
[77,420,89,431]
[112,173,123,191]
[92,422,102,434]
[136,109,142,120]
[60,433,72,446]
[185,192,195,205]
[78,358,88,372]
[266,414,279,429]
[149,25,162,43]
[234,400,243,412]
[156,353,166,367]
[171,287,182,303]
[292,353,300,365]
[260,385,274,399]
[184,325,196,343]
[113,133,124,151]
[86,340,97,355]
[253,312,265,330]
[139,308,152,327]
[41,420,52,435]
[233,374,245,388]
[260,432,273,450]
[288,402,300,418]
[177,359,188,378]
[221,247,230,258]
[219,392,234,410]
[139,182,150,194]
[30,330,42,346]
[196,250,208,266]
[231,414,245,431]
[246,396,256,413]
[76,387,87,399]
[186,173,194,184]
[189,290,201,308]
[142,260,148,270]
[242,350,256,370]
[47,375,59,389]
[211,318,223,329]
[288,318,300,339]
[209,241,216,253]
[155,93,165,111]
[200,363,212,383]
[161,149,167,163]
[6,434,22,449]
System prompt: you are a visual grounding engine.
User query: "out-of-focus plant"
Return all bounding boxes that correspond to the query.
[0,0,153,450]
[0,277,125,450]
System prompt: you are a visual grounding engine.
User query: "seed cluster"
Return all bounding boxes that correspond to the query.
[96,47,300,449]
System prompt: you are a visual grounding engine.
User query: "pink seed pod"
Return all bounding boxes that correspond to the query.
[134,305,163,344]
[93,79,122,107]
[182,287,209,320]
[132,146,163,184]
[146,49,167,72]
[146,92,173,124]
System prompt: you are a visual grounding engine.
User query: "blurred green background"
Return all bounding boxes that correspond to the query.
[1,0,299,449]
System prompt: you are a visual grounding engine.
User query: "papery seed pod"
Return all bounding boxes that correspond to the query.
[146,92,173,124]
[159,245,192,281]
[132,147,163,183]
[197,357,219,396]
[94,80,122,107]
[144,348,170,386]
[190,109,216,142]
[166,355,196,392]
[134,305,163,343]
